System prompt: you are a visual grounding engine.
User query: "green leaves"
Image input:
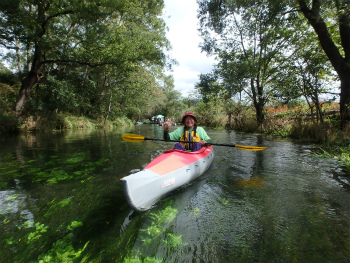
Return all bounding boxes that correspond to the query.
[197,0,343,125]
[1,0,173,117]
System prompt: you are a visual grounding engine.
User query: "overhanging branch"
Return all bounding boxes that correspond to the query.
[42,59,116,67]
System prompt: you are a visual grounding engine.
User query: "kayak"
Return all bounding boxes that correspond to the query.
[121,146,214,211]
[120,146,214,211]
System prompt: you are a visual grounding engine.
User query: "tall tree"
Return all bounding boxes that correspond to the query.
[0,0,169,115]
[196,72,223,102]
[273,18,335,123]
[198,0,295,125]
[295,0,350,127]
[198,0,350,127]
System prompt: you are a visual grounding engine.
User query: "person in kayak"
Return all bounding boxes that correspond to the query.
[163,112,211,151]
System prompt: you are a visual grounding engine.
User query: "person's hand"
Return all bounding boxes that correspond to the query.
[200,140,207,145]
[164,122,170,132]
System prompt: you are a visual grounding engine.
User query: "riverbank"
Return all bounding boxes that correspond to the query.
[1,110,349,171]
[0,112,134,134]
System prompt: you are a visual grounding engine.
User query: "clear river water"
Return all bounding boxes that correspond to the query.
[0,124,349,263]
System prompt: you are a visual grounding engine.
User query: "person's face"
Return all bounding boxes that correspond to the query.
[184,116,195,129]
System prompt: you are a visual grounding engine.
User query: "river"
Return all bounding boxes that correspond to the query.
[0,124,349,263]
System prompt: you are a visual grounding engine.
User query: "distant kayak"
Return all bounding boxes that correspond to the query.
[120,146,214,211]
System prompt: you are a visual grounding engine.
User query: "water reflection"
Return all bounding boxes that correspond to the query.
[0,126,349,262]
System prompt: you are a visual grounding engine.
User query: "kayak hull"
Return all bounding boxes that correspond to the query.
[120,146,214,211]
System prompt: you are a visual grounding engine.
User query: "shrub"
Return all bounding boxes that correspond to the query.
[0,112,19,134]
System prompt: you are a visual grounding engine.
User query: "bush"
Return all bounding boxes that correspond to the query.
[113,117,134,127]
[194,100,224,127]
[289,122,336,143]
[0,112,19,134]
[19,114,95,132]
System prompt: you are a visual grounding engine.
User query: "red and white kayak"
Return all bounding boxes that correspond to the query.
[120,146,214,211]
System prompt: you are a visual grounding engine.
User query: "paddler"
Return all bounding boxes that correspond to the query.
[163,112,211,152]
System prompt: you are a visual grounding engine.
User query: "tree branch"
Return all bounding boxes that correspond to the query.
[296,0,346,76]
[42,59,113,67]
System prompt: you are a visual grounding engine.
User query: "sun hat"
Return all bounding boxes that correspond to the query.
[181,112,197,123]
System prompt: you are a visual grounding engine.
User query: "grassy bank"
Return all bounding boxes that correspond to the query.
[193,101,350,171]
[1,107,349,171]
[0,112,134,133]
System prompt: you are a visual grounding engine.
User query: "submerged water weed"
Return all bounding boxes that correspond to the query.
[26,222,48,243]
[149,206,178,225]
[67,220,83,230]
[65,152,87,163]
[46,168,72,184]
[1,191,25,214]
[220,198,230,205]
[1,150,109,190]
[163,233,187,247]
[143,256,163,263]
[32,169,72,184]
[1,169,20,176]
[123,256,142,263]
[80,176,94,183]
[5,237,14,244]
[58,197,72,207]
[44,197,72,218]
[6,194,18,201]
[139,206,188,250]
[141,206,178,240]
[37,233,89,263]
[191,207,200,217]
[123,255,163,263]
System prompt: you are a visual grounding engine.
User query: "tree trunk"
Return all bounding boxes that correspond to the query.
[15,72,38,114]
[104,91,113,125]
[339,74,350,126]
[251,79,265,125]
[314,91,324,124]
[297,0,350,127]
[15,38,23,75]
[26,42,32,72]
[15,3,46,115]
[15,42,42,115]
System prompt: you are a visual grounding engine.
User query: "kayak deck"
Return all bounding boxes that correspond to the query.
[120,146,214,211]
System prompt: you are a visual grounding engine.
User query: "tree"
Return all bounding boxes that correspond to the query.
[198,0,296,125]
[198,0,349,126]
[274,19,335,123]
[295,0,350,127]
[195,72,223,102]
[0,0,170,115]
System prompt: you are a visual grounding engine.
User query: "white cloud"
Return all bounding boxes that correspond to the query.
[163,0,216,97]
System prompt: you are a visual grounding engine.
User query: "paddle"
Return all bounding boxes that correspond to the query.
[122,134,266,151]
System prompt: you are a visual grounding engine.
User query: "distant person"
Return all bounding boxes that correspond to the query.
[163,112,211,152]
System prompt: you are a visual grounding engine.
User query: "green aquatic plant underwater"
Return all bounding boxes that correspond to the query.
[123,205,188,262]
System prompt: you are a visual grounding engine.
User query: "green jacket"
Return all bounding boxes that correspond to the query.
[164,126,211,142]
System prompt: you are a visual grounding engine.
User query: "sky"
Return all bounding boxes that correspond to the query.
[163,0,216,97]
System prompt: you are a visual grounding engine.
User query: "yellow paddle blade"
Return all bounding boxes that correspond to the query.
[235,145,267,151]
[122,134,146,143]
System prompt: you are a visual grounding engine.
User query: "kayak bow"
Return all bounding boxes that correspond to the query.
[120,146,214,211]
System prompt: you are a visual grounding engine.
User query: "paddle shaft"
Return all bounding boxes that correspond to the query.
[144,137,238,147]
[122,134,266,150]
